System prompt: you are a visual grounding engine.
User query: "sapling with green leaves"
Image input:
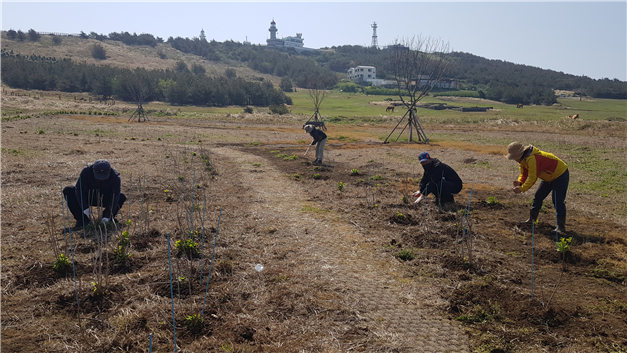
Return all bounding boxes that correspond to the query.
[337,182,344,191]
[53,254,71,273]
[487,196,499,205]
[556,237,572,261]
[351,168,359,175]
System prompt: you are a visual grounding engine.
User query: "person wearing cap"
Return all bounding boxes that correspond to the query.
[62,159,126,228]
[304,125,328,165]
[413,152,463,210]
[507,142,569,233]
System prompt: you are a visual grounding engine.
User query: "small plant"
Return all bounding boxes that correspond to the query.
[337,182,344,191]
[131,137,136,140]
[243,106,254,114]
[164,189,173,202]
[397,249,415,261]
[186,313,203,333]
[395,211,405,219]
[175,239,199,258]
[113,230,131,262]
[192,152,197,156]
[165,154,170,158]
[283,154,298,160]
[252,163,262,167]
[158,137,162,141]
[351,168,359,175]
[313,173,321,179]
[297,139,306,144]
[178,276,187,286]
[556,237,572,261]
[401,195,408,204]
[276,275,288,282]
[487,196,499,205]
[38,128,44,134]
[370,174,384,181]
[178,175,184,181]
[53,254,71,273]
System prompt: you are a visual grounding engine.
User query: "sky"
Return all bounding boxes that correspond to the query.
[2,1,626,81]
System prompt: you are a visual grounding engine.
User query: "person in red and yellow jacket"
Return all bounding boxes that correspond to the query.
[507,142,569,233]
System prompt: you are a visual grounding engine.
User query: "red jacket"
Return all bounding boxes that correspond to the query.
[518,147,568,192]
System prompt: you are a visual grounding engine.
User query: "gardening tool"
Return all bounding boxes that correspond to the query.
[303,144,312,157]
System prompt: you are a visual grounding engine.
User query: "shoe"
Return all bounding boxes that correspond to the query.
[525,209,540,224]
[442,202,458,212]
[553,216,567,233]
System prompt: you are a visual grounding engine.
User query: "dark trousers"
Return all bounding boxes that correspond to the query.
[62,186,126,224]
[423,180,463,204]
[531,169,569,218]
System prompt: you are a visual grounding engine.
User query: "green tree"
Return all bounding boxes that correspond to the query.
[191,63,206,75]
[91,43,107,60]
[175,61,189,73]
[279,77,293,92]
[16,30,26,42]
[52,35,62,45]
[6,29,17,40]
[28,29,41,42]
[225,68,237,78]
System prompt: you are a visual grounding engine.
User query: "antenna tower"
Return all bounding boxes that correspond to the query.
[371,22,378,48]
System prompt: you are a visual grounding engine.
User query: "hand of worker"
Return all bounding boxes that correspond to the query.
[102,217,110,223]
[512,187,522,194]
[413,191,421,198]
[414,195,425,204]
[513,181,522,187]
[83,208,91,217]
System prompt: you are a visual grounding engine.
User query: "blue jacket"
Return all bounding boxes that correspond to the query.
[75,164,121,217]
[309,129,327,145]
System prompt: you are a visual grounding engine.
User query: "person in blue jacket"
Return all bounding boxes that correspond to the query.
[413,152,463,210]
[304,125,328,165]
[62,159,126,228]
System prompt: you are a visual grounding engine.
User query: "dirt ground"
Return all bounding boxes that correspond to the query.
[1,112,626,353]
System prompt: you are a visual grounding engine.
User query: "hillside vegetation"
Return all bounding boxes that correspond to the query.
[2,29,626,107]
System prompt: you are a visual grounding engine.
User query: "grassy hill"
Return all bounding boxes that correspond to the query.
[0,32,282,85]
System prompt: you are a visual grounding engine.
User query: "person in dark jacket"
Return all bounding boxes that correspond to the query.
[304,125,328,165]
[62,159,126,227]
[413,152,463,209]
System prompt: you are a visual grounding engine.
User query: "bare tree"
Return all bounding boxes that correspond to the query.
[384,36,450,143]
[114,69,155,122]
[304,76,330,131]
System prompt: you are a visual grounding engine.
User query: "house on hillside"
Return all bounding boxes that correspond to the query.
[347,66,396,87]
[348,65,459,89]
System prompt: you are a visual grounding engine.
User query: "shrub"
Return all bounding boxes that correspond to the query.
[243,106,254,114]
[52,36,62,45]
[53,254,71,273]
[175,239,200,258]
[186,313,203,333]
[27,29,41,42]
[313,173,321,179]
[91,43,107,60]
[369,174,384,180]
[397,249,415,261]
[487,196,499,205]
[337,182,344,191]
[351,168,359,175]
[269,104,290,115]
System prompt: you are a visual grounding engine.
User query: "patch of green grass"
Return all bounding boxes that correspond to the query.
[301,205,331,213]
[247,142,261,147]
[397,249,415,261]
[455,301,503,324]
[369,174,384,181]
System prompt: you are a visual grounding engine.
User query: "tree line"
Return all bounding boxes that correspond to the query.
[4,28,626,103]
[0,50,292,107]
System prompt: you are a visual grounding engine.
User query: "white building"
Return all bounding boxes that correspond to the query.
[347,66,376,81]
[266,19,317,53]
[348,66,458,88]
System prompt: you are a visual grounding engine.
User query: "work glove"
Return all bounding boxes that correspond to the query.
[414,195,425,204]
[102,217,110,223]
[413,191,421,198]
[83,208,91,217]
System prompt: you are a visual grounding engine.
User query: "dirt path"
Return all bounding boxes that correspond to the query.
[214,147,469,352]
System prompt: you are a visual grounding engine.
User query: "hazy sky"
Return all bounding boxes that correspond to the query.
[2,1,626,81]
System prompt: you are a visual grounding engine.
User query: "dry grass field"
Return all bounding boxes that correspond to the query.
[1,34,627,352]
[1,87,626,352]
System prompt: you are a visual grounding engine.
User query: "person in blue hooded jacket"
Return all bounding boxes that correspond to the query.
[413,152,463,210]
[62,159,127,228]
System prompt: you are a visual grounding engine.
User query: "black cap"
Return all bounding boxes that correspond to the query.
[93,159,111,180]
